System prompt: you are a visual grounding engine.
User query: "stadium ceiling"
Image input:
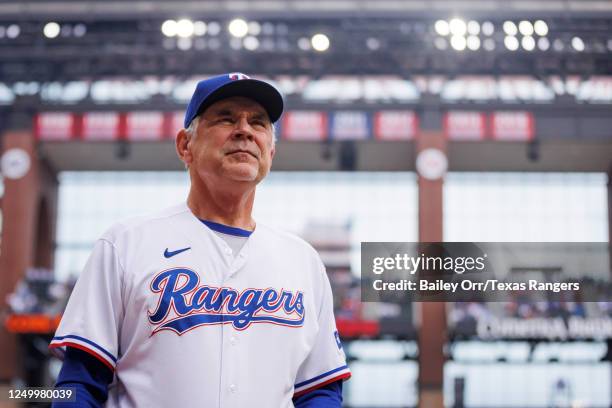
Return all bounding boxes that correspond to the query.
[2,1,612,19]
[0,1,611,80]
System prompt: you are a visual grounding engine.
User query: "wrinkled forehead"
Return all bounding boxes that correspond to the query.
[202,96,270,120]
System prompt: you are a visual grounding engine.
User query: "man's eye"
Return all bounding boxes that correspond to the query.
[219,117,234,123]
[252,120,267,127]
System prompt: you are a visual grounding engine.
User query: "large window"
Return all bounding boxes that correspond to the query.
[444,172,610,408]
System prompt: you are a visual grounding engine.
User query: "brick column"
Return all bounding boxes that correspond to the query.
[0,111,58,381]
[416,129,447,408]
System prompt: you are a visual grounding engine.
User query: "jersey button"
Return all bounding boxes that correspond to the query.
[229,336,237,345]
[229,384,237,393]
[225,248,232,256]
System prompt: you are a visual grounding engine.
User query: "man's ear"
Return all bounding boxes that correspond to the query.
[175,128,192,166]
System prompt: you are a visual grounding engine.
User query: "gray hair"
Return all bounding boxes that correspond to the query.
[185,115,200,138]
[185,115,277,144]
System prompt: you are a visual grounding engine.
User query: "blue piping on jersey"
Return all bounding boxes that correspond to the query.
[52,335,117,363]
[199,219,253,237]
[294,365,349,388]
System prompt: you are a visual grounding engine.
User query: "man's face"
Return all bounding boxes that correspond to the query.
[181,96,275,185]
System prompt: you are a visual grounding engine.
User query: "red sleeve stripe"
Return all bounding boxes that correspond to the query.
[49,342,116,372]
[293,372,351,398]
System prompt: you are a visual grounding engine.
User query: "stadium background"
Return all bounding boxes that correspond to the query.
[0,0,610,407]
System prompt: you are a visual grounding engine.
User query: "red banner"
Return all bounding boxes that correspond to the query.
[491,111,534,141]
[126,112,165,140]
[82,112,120,140]
[35,112,75,141]
[374,111,418,140]
[282,111,328,141]
[444,111,486,140]
[34,109,537,143]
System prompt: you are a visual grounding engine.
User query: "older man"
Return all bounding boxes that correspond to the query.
[50,73,351,407]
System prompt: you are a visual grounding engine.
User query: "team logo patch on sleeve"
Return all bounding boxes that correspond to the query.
[147,268,305,335]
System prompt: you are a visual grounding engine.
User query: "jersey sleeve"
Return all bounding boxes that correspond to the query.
[293,259,351,397]
[49,238,125,371]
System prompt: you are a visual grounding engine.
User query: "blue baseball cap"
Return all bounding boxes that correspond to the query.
[183,73,284,128]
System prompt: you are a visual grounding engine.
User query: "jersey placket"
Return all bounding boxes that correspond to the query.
[218,243,248,407]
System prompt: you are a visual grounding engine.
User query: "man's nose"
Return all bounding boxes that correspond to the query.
[231,117,254,140]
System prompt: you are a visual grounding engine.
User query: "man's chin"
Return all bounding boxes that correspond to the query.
[222,164,259,182]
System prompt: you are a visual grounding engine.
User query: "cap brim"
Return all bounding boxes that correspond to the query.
[195,79,284,123]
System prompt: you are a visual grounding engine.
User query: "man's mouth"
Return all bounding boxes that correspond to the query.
[228,149,257,158]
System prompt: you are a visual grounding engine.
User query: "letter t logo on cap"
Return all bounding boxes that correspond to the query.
[229,73,250,80]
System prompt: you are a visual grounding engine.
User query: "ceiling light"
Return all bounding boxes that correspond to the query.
[43,22,61,38]
[503,21,517,36]
[434,20,450,36]
[534,20,548,36]
[228,18,248,38]
[449,18,467,36]
[311,33,330,51]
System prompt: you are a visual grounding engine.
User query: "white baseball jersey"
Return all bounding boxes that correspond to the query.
[50,203,350,407]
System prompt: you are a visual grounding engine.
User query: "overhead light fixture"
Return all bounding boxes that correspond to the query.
[177,37,193,50]
[207,22,221,36]
[161,20,178,37]
[449,18,466,36]
[481,21,494,36]
[538,37,550,51]
[434,20,450,36]
[248,22,261,36]
[243,36,260,51]
[176,19,195,38]
[466,35,480,50]
[297,37,311,50]
[503,21,517,36]
[311,33,330,51]
[522,36,535,51]
[518,21,534,36]
[366,37,381,50]
[43,22,61,38]
[434,37,448,50]
[228,18,248,38]
[73,23,87,37]
[571,36,585,52]
[483,38,496,51]
[6,24,20,39]
[534,20,549,36]
[450,35,467,51]
[504,36,519,51]
[193,21,207,36]
[467,21,480,36]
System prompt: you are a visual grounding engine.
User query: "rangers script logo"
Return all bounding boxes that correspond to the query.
[148,268,305,335]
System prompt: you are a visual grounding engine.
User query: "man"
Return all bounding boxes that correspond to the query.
[50,73,351,407]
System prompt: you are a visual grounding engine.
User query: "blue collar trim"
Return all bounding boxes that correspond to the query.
[200,219,253,237]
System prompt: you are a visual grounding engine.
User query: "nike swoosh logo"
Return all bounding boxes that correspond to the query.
[164,247,191,258]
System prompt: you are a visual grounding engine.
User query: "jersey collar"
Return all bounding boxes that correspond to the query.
[199,219,253,237]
